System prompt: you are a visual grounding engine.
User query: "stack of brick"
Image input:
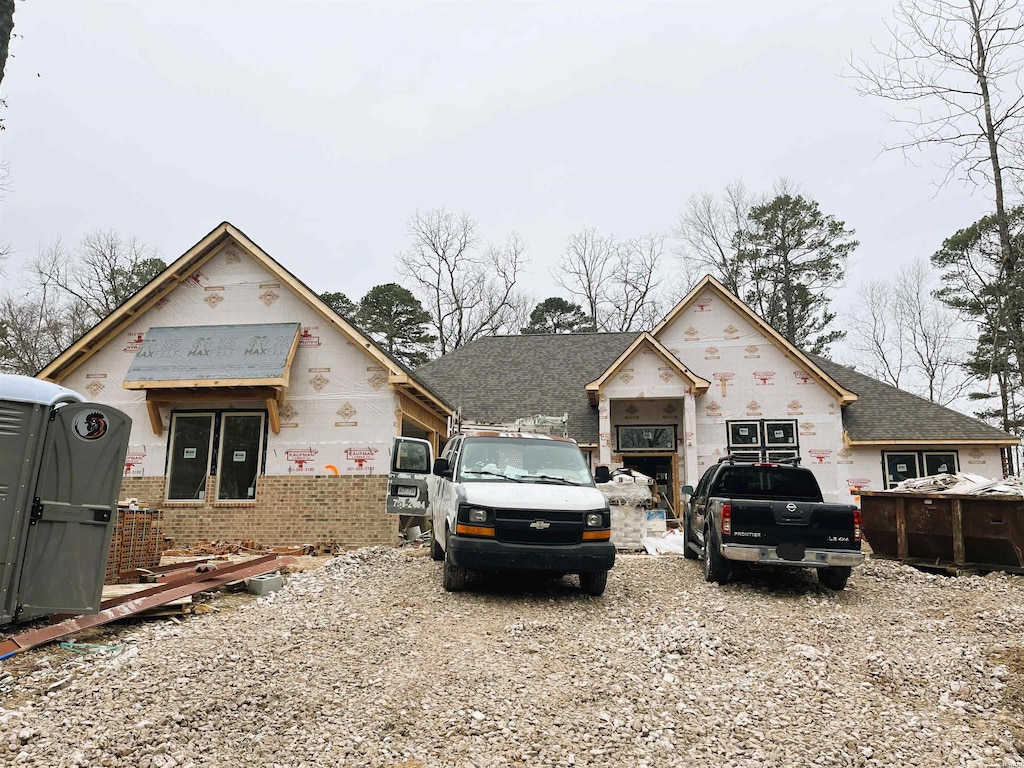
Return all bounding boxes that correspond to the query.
[105,505,164,585]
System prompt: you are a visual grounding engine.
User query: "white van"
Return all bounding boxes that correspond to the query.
[387,432,615,595]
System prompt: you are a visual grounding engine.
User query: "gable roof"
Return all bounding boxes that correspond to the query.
[584,331,710,400]
[653,274,858,406]
[808,354,1016,445]
[37,222,452,419]
[415,332,639,444]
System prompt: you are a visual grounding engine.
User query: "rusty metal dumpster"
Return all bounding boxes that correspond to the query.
[860,490,1024,574]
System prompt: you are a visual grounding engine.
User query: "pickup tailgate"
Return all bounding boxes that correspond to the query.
[724,498,859,551]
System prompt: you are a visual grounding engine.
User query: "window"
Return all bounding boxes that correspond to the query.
[216,413,265,501]
[167,413,214,500]
[616,425,677,452]
[726,419,799,461]
[166,411,266,501]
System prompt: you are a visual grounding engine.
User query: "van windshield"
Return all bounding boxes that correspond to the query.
[458,437,593,486]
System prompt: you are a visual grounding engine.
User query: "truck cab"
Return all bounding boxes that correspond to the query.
[387,432,615,595]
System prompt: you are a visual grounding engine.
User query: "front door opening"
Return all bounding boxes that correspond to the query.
[620,455,678,525]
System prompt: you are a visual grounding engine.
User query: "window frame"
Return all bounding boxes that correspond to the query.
[164,408,269,502]
[615,424,678,453]
[726,419,800,461]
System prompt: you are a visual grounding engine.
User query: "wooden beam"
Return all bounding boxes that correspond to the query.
[266,398,281,435]
[125,376,287,390]
[146,401,163,436]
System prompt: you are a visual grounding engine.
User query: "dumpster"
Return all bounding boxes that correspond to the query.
[0,374,131,623]
[860,489,1024,574]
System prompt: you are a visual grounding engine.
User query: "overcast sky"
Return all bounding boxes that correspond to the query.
[0,0,1000,347]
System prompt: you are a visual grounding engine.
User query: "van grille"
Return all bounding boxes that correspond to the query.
[493,508,584,545]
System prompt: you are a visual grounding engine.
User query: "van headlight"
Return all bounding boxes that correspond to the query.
[468,508,489,523]
[585,513,604,527]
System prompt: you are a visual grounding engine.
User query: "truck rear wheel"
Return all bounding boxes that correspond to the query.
[579,571,608,596]
[702,523,731,585]
[818,566,851,591]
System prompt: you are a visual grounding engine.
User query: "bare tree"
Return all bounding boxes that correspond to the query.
[555,228,615,328]
[397,209,529,354]
[673,180,754,295]
[0,284,88,375]
[850,0,1024,370]
[34,231,164,322]
[555,228,666,332]
[847,261,975,406]
[0,0,14,91]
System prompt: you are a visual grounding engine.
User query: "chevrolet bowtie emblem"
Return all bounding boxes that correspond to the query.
[529,520,551,530]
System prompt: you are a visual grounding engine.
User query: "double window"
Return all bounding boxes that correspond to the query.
[882,450,958,488]
[166,412,266,501]
[726,419,799,462]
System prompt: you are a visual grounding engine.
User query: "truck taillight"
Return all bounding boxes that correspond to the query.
[721,503,732,535]
[853,507,862,542]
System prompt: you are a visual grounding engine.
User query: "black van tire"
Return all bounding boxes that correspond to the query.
[702,523,731,584]
[579,570,608,596]
[442,531,467,592]
[818,566,851,591]
[430,529,444,561]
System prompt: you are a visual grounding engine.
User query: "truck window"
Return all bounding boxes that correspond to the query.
[715,466,822,502]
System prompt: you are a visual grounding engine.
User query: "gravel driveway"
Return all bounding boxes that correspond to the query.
[2,549,1023,768]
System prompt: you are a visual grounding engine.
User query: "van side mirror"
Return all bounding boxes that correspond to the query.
[433,457,452,477]
[680,484,694,496]
[594,465,611,484]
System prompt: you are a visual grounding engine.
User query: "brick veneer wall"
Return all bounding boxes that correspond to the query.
[118,475,398,548]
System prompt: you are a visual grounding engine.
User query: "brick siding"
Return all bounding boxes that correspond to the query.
[118,475,399,548]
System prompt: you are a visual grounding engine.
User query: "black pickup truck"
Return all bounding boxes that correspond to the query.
[681,457,864,590]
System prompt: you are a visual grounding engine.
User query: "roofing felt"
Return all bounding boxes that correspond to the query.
[416,332,1016,446]
[124,323,301,383]
[415,332,640,444]
[807,354,1015,444]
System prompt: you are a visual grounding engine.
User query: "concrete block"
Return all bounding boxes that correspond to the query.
[246,573,284,595]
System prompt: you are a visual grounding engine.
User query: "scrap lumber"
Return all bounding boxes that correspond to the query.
[0,556,294,660]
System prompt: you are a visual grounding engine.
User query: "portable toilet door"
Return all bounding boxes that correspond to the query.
[12,400,131,621]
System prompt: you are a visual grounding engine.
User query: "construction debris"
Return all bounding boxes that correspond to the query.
[890,472,1024,496]
[0,555,294,660]
[162,538,344,557]
[107,502,163,585]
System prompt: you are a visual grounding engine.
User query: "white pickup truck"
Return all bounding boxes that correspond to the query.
[387,431,615,595]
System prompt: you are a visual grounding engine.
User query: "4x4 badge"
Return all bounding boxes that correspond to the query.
[530,520,551,530]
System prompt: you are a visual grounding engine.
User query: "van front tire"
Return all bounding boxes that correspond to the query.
[579,570,608,596]
[442,542,467,592]
[430,530,444,561]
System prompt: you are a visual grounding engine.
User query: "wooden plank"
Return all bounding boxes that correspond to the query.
[951,498,965,567]
[126,377,288,390]
[266,398,281,435]
[896,497,908,560]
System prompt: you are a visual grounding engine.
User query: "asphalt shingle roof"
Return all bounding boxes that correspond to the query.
[808,354,1013,444]
[415,333,639,444]
[415,333,1015,446]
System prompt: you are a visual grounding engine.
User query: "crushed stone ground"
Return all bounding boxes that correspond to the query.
[2,549,1023,768]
